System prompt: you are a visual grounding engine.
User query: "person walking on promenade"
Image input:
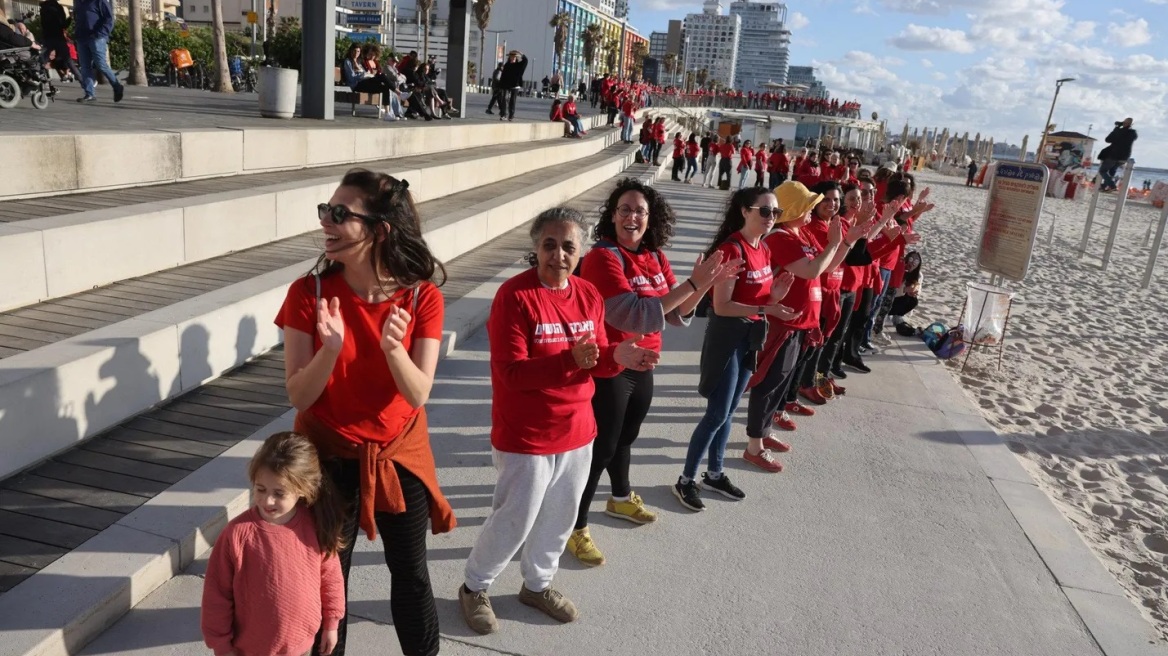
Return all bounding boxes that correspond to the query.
[1097,117,1135,190]
[72,0,123,103]
[673,189,800,511]
[966,159,979,186]
[684,134,701,183]
[485,61,504,114]
[37,0,82,84]
[202,432,347,656]
[276,170,455,656]
[459,208,659,634]
[498,50,528,121]
[568,180,742,566]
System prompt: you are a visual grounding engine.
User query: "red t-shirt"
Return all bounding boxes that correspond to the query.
[739,146,754,171]
[621,99,636,118]
[672,137,685,159]
[564,100,578,116]
[685,141,700,158]
[796,160,821,188]
[769,152,789,173]
[764,228,822,330]
[487,268,621,455]
[653,123,666,143]
[821,164,846,181]
[754,152,767,172]
[804,218,844,291]
[579,244,677,354]
[716,233,772,320]
[274,275,444,446]
[719,142,736,159]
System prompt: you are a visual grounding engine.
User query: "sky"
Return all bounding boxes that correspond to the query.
[626,0,1168,168]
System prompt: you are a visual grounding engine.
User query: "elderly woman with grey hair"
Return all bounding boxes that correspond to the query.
[458,207,660,636]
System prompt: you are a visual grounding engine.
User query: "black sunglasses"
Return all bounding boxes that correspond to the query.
[748,205,779,218]
[317,203,382,225]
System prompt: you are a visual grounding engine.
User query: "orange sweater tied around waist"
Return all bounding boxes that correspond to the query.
[294,409,457,541]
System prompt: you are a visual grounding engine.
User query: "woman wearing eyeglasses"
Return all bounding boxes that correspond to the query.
[275,169,454,656]
[567,179,742,565]
[673,188,799,511]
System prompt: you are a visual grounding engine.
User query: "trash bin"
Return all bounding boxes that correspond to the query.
[257,66,298,119]
[963,282,1014,346]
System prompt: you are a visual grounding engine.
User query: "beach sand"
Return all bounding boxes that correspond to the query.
[904,169,1168,637]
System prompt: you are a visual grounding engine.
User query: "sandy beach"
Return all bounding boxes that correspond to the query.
[906,169,1168,637]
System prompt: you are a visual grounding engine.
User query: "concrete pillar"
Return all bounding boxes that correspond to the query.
[446,0,470,116]
[301,0,336,120]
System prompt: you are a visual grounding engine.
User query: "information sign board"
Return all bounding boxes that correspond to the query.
[976,162,1049,281]
[346,13,383,25]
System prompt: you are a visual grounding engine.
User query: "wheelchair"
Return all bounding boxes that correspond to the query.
[0,46,57,109]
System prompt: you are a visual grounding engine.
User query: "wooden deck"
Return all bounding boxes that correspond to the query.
[0,142,630,360]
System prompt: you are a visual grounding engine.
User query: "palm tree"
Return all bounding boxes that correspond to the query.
[662,52,677,86]
[210,0,233,92]
[603,35,618,76]
[629,40,648,80]
[127,2,146,85]
[548,11,571,76]
[418,0,435,59]
[696,67,708,89]
[581,22,603,80]
[473,0,495,89]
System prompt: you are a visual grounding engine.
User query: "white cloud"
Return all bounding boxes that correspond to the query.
[921,58,934,68]
[853,0,877,14]
[1106,19,1153,47]
[889,24,976,53]
[789,11,810,29]
[642,0,701,10]
[879,0,949,13]
[931,71,947,81]
[1109,8,1135,18]
[1147,0,1167,4]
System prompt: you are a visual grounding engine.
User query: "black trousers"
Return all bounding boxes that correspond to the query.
[576,369,654,529]
[841,288,874,363]
[502,88,520,119]
[650,142,663,163]
[769,172,787,190]
[607,105,618,125]
[791,336,822,398]
[820,290,855,376]
[746,330,803,437]
[487,87,502,111]
[672,156,685,180]
[314,459,439,656]
[718,158,733,186]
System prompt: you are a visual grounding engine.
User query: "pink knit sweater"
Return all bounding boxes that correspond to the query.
[201,506,345,656]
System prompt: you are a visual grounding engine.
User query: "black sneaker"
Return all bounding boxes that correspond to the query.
[672,477,705,511]
[830,366,848,379]
[77,95,96,103]
[700,473,746,500]
[113,84,124,103]
[842,357,871,374]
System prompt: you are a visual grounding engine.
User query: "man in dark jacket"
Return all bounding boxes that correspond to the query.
[1098,118,1137,192]
[73,0,123,102]
[497,51,527,121]
[38,0,81,83]
[485,61,504,114]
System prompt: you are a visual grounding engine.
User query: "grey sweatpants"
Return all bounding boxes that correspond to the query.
[464,443,593,593]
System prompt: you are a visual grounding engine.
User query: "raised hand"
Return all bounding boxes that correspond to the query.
[918,187,931,203]
[688,251,723,289]
[693,251,745,289]
[765,303,802,322]
[770,270,796,302]
[614,334,661,371]
[827,215,843,246]
[381,305,411,353]
[317,297,345,353]
[571,330,600,369]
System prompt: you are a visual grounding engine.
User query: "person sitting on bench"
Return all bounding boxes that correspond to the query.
[341,44,396,118]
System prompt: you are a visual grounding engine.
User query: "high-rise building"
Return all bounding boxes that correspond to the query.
[683,0,740,90]
[614,0,629,18]
[787,65,829,99]
[730,1,790,92]
[649,31,669,59]
[582,0,617,17]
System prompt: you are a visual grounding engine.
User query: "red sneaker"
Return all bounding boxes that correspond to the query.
[762,435,791,452]
[743,448,784,473]
[785,401,816,417]
[799,386,829,405]
[772,411,797,431]
[829,379,846,396]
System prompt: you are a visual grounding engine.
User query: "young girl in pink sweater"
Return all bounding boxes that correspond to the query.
[201,432,347,656]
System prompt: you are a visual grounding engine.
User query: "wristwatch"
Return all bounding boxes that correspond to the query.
[757,305,765,315]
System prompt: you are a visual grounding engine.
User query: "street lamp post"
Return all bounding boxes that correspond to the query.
[681,35,690,92]
[1037,77,1075,165]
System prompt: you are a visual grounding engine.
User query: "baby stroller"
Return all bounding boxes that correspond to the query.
[0,47,57,109]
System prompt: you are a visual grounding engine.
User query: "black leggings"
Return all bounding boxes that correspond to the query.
[315,459,439,656]
[841,288,875,363]
[820,290,855,376]
[575,369,654,530]
[746,330,803,436]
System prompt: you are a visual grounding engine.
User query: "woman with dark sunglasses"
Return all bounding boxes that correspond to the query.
[275,169,453,656]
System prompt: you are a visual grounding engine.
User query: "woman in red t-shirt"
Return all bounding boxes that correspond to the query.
[821,151,846,183]
[275,169,453,656]
[822,182,877,381]
[714,135,737,189]
[651,117,666,165]
[571,180,741,564]
[754,144,768,188]
[737,140,755,189]
[795,150,822,188]
[768,143,790,190]
[670,132,686,181]
[684,133,701,183]
[460,208,658,633]
[674,188,798,511]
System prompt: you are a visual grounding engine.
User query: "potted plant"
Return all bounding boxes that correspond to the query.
[257,18,300,118]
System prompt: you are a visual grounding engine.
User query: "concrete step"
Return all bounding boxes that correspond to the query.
[0,115,622,313]
[0,137,668,481]
[0,155,672,656]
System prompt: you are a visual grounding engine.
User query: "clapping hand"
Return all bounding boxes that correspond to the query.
[381,305,412,354]
[764,303,802,322]
[317,298,345,353]
[770,271,796,302]
[827,215,843,246]
[690,251,745,289]
[571,331,600,369]
[614,334,661,371]
[904,232,922,245]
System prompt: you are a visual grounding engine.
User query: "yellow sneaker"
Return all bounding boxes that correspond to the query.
[605,491,658,525]
[566,527,605,567]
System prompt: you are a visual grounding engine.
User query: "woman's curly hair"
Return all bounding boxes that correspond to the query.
[592,178,677,252]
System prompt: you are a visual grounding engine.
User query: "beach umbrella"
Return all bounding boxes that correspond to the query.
[900,122,909,146]
[972,132,981,161]
[1019,135,1029,162]
[987,137,995,161]
[939,128,949,158]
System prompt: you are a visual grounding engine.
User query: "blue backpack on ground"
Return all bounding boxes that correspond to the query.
[921,322,966,360]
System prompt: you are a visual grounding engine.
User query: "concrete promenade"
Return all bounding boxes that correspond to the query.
[72,181,1160,656]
